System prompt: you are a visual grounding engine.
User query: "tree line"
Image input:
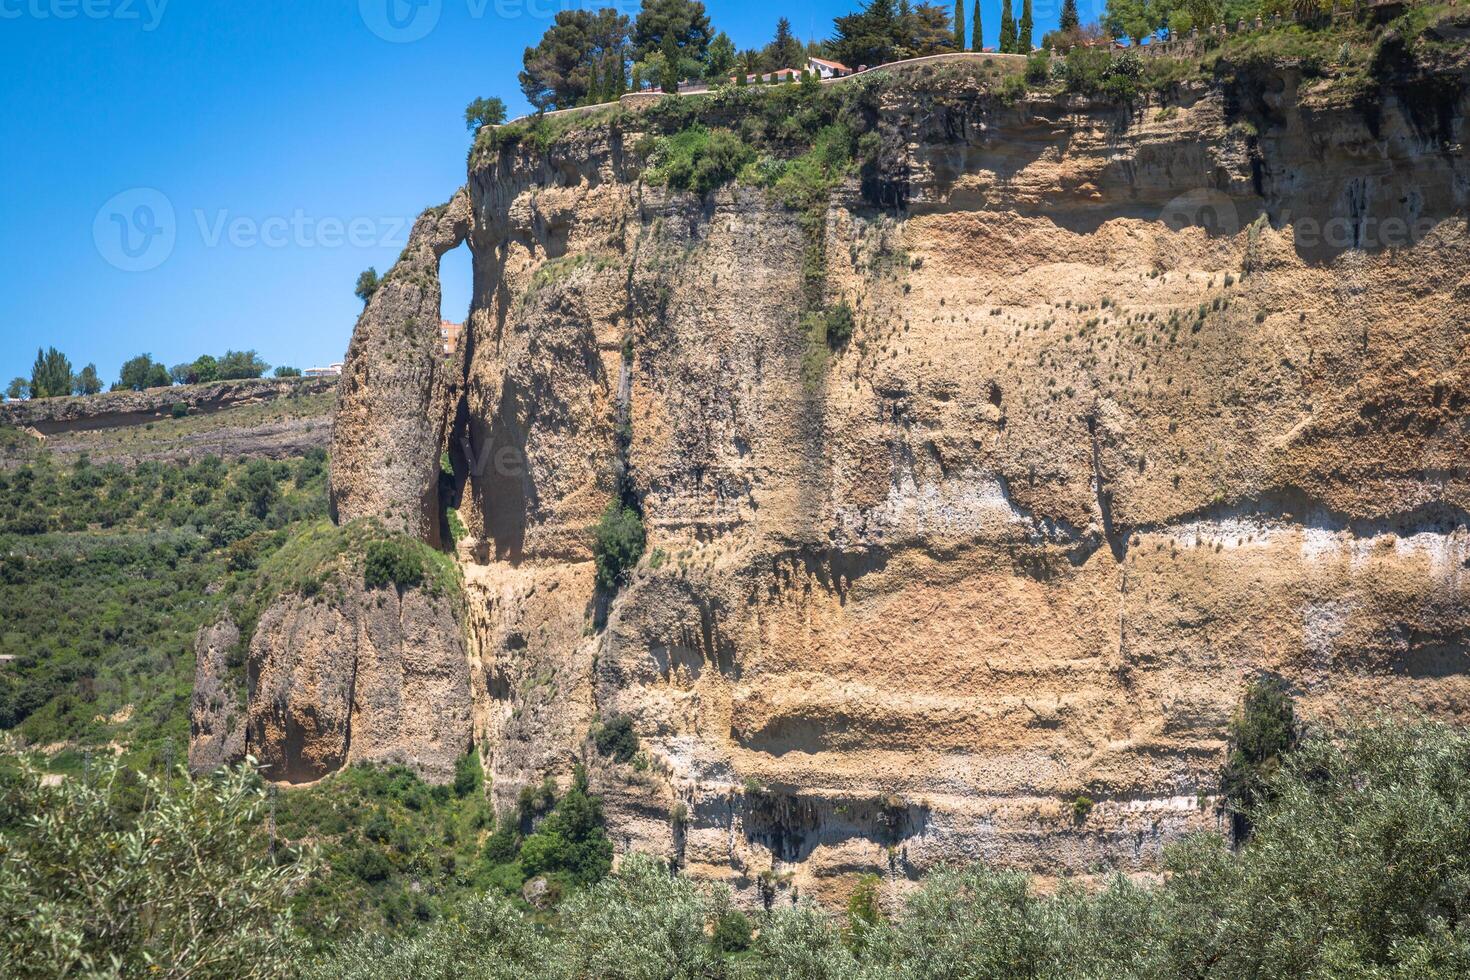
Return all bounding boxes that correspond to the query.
[497,0,1050,117]
[4,347,301,401]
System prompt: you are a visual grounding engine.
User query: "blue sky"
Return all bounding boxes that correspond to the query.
[0,0,1074,388]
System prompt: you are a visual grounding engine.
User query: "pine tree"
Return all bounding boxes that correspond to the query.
[972,0,982,50]
[1060,0,1079,32]
[953,0,965,50]
[29,347,73,400]
[999,0,1016,52]
[1018,0,1033,51]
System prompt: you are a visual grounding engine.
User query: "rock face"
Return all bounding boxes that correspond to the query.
[330,189,472,546]
[323,59,1470,903]
[241,571,472,784]
[0,376,336,436]
[187,618,246,774]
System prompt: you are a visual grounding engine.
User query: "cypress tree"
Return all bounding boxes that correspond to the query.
[1018,0,1033,51]
[972,0,982,50]
[954,0,965,50]
[999,0,1016,52]
[1060,0,1079,32]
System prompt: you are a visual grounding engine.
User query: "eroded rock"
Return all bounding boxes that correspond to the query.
[330,189,473,546]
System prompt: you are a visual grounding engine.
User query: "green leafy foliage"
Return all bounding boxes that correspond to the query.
[0,452,329,760]
[593,500,646,590]
[29,346,73,399]
[642,124,756,195]
[593,714,640,763]
[0,745,313,978]
[117,353,171,391]
[517,767,613,888]
[273,758,494,939]
[464,96,508,133]
[363,538,426,591]
[1219,676,1297,840]
[355,267,380,305]
[304,891,549,980]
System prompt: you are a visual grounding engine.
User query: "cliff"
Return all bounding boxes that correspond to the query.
[219,41,1470,905]
[0,376,337,468]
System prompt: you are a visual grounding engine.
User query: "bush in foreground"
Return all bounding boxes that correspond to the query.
[0,743,312,979]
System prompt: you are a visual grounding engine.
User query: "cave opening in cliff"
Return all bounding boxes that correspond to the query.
[437,241,473,551]
[439,241,472,343]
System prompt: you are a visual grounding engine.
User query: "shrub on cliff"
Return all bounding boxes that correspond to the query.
[1219,676,1297,842]
[643,124,755,196]
[593,713,640,763]
[517,767,613,888]
[593,500,645,589]
[363,537,426,591]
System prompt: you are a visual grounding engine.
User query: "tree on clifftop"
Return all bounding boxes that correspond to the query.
[5,378,28,401]
[217,350,270,381]
[999,0,1017,51]
[117,353,170,392]
[520,8,630,111]
[464,96,506,134]
[72,363,101,396]
[29,347,73,400]
[830,0,900,68]
[1060,0,1080,31]
[1019,0,1034,50]
[764,17,804,71]
[632,0,712,64]
[953,0,965,50]
[972,0,982,49]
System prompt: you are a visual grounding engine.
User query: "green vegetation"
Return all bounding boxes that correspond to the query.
[273,756,496,939]
[325,718,1470,976]
[642,124,755,195]
[0,451,329,762]
[1219,675,1297,841]
[363,537,426,591]
[0,745,313,978]
[592,713,640,763]
[592,499,646,589]
[464,95,508,134]
[29,346,73,399]
[355,267,380,305]
[116,352,171,391]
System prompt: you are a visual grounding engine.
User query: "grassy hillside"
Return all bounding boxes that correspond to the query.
[0,449,329,767]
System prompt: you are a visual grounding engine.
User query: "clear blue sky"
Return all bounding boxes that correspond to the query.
[0,0,1074,388]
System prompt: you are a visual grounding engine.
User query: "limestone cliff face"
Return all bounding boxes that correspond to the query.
[330,190,471,546]
[188,563,472,784]
[320,57,1470,903]
[242,574,471,784]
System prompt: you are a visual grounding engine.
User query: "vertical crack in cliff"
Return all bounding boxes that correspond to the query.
[1088,412,1127,563]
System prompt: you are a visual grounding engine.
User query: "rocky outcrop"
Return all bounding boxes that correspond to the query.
[0,376,335,435]
[311,52,1470,903]
[242,569,472,784]
[329,190,472,546]
[187,618,246,774]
